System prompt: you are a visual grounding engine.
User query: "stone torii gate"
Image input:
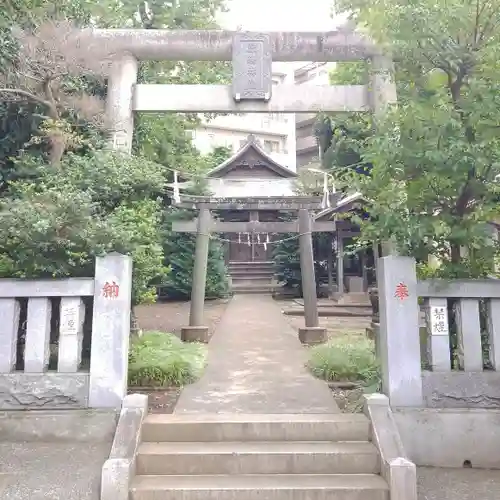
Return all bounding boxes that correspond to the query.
[173,195,337,344]
[81,26,396,343]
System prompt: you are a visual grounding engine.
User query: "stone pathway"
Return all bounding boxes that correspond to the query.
[175,294,339,414]
[0,441,111,499]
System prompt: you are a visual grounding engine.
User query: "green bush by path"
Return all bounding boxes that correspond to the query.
[128,331,207,387]
[307,337,379,385]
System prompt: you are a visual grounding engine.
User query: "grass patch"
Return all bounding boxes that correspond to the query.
[307,336,380,386]
[128,331,207,387]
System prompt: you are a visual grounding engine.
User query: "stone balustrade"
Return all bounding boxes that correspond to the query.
[378,255,500,408]
[0,253,132,410]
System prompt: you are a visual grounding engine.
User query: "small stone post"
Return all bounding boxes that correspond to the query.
[106,53,138,154]
[182,208,211,343]
[298,209,326,344]
[58,297,85,372]
[0,299,20,372]
[378,255,423,406]
[89,253,133,409]
[336,232,344,295]
[373,242,380,285]
[327,233,334,297]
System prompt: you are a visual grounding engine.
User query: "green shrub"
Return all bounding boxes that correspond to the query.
[161,206,230,300]
[128,331,206,387]
[307,337,379,384]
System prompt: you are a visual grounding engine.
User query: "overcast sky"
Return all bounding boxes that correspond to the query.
[220,0,344,31]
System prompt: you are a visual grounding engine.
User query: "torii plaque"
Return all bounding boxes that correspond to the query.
[232,33,272,102]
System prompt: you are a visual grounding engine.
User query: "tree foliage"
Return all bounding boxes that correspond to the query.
[326,0,500,277]
[0,151,168,303]
[0,0,232,307]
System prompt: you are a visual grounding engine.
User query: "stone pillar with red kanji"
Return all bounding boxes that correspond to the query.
[378,255,423,406]
[89,252,133,408]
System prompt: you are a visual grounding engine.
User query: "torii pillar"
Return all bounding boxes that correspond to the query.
[181,208,212,343]
[298,209,327,344]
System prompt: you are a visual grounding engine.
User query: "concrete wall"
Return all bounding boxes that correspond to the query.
[394,407,500,468]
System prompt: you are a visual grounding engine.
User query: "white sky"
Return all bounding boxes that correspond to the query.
[220,0,343,31]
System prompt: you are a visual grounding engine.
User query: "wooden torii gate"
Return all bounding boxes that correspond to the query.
[173,195,336,345]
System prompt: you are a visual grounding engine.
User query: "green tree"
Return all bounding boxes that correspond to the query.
[0,150,168,304]
[0,0,233,305]
[205,145,233,169]
[327,0,500,277]
[89,0,230,179]
[162,207,229,300]
[273,236,302,292]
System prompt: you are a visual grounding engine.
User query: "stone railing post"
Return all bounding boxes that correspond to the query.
[378,256,423,406]
[89,253,133,408]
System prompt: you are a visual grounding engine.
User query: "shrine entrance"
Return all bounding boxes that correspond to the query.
[84,26,396,344]
[227,231,272,262]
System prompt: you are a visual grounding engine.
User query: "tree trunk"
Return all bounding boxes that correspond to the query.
[450,243,461,264]
[44,80,66,166]
[48,132,66,166]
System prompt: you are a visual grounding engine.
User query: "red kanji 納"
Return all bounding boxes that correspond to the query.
[102,281,120,298]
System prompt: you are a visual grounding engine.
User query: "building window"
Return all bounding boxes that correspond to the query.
[263,140,280,154]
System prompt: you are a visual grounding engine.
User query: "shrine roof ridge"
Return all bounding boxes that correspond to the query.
[207,135,297,179]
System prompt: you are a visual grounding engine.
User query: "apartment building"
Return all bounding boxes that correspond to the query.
[192,67,298,171]
[294,62,336,170]
[191,62,335,173]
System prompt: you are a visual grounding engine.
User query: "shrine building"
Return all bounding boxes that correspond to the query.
[188,134,375,296]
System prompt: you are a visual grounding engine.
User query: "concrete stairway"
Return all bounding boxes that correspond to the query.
[130,414,389,500]
[229,261,276,294]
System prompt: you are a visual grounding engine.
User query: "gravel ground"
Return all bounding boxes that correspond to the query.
[135,299,230,338]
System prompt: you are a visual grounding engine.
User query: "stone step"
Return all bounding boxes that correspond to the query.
[231,284,276,294]
[334,293,371,306]
[282,306,372,318]
[141,414,371,443]
[229,262,274,271]
[231,276,274,285]
[230,271,274,279]
[130,474,389,500]
[229,268,275,276]
[136,441,380,475]
[229,261,274,266]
